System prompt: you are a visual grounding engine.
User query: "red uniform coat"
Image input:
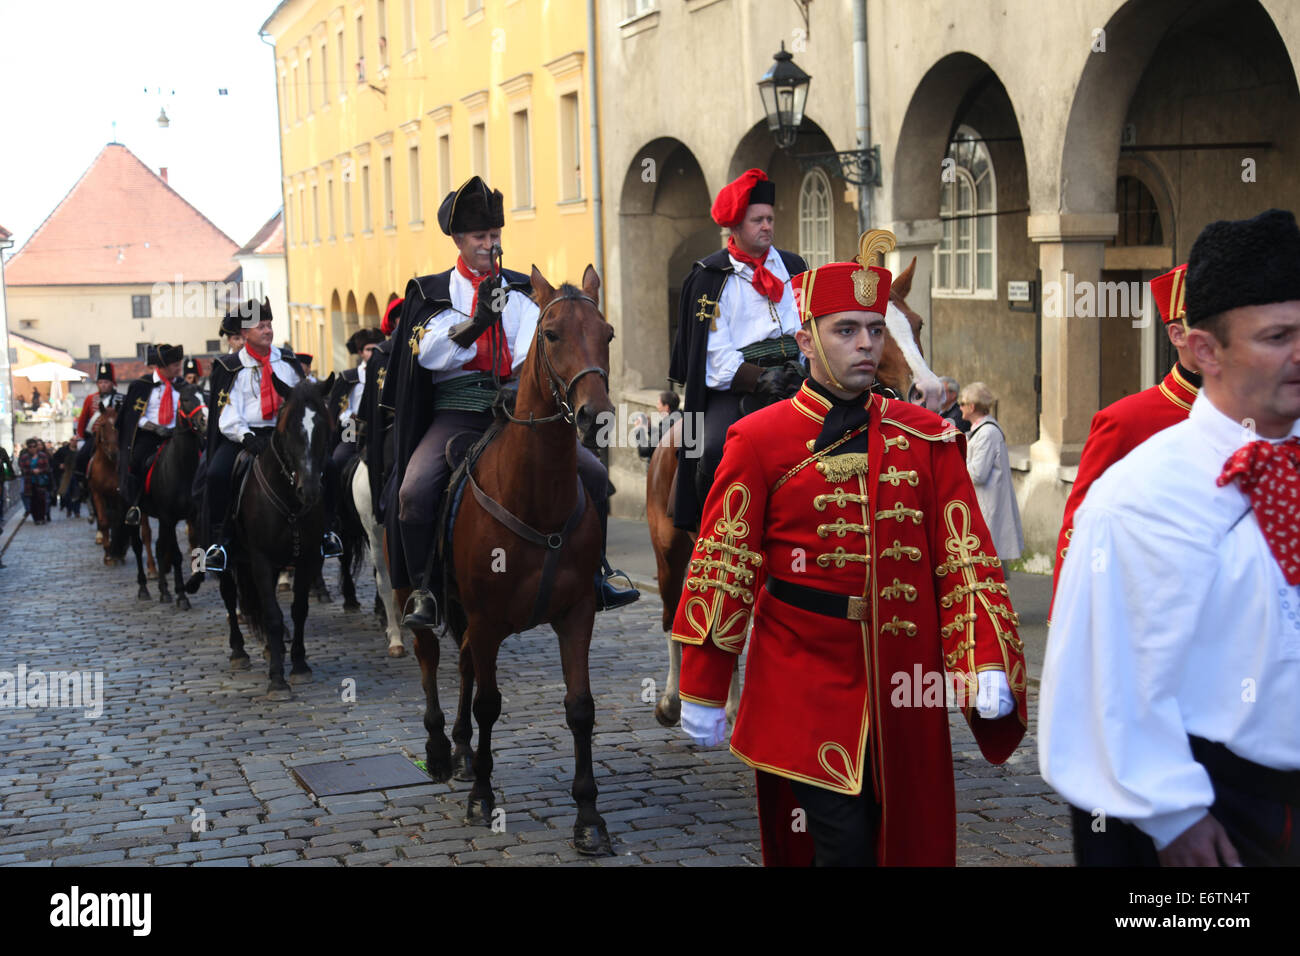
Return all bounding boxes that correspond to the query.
[76,392,99,439]
[671,383,1028,866]
[1050,364,1199,611]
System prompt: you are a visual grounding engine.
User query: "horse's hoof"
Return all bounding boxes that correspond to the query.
[265,684,293,701]
[160,591,172,604]
[343,600,361,613]
[230,653,250,670]
[464,795,495,827]
[654,699,681,728]
[175,595,191,611]
[424,755,453,784]
[137,587,151,601]
[453,750,476,782]
[386,643,406,658]
[573,821,613,857]
[95,531,103,545]
[289,666,313,685]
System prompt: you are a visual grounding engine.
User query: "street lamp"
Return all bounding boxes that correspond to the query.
[758,45,881,188]
[757,42,810,150]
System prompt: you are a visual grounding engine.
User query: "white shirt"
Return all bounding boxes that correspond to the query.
[339,361,365,427]
[416,267,537,383]
[218,345,302,443]
[966,416,1023,560]
[1039,391,1300,849]
[143,372,181,427]
[704,248,802,390]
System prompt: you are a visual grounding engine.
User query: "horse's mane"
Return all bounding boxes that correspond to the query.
[285,378,325,410]
[533,282,585,307]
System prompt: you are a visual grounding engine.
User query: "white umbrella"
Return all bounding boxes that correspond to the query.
[13,362,86,402]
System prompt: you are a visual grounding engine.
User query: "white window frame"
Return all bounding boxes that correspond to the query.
[797,168,834,269]
[933,125,997,300]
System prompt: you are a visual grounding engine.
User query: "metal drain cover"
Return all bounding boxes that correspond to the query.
[291,754,429,797]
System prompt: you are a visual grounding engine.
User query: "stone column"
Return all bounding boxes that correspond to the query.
[1027,212,1117,468]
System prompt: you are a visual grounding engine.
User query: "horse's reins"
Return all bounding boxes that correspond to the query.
[498,291,609,427]
[252,429,315,560]
[467,288,606,627]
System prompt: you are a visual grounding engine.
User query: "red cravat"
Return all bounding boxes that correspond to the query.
[456,255,512,376]
[155,373,174,426]
[244,343,281,420]
[1217,437,1300,584]
[727,236,784,304]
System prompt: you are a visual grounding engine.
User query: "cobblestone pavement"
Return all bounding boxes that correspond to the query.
[0,510,1072,866]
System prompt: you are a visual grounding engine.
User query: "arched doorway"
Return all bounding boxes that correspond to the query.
[616,137,713,398]
[892,55,1035,445]
[329,290,345,376]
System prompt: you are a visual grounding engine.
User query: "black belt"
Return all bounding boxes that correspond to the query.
[1190,735,1300,805]
[765,575,869,621]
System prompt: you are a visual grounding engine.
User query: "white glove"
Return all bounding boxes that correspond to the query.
[680,701,729,746]
[976,670,1015,719]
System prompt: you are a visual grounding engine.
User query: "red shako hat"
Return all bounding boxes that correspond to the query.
[1149,263,1189,325]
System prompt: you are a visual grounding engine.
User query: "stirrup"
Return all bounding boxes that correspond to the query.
[204,543,228,573]
[401,589,442,629]
[321,531,344,559]
[124,506,141,526]
[596,565,640,612]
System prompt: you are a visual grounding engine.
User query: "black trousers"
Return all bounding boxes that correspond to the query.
[1071,737,1300,867]
[74,436,95,477]
[788,777,882,867]
[122,430,166,506]
[693,389,744,511]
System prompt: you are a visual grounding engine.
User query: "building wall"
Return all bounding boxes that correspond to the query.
[5,284,227,362]
[265,0,597,376]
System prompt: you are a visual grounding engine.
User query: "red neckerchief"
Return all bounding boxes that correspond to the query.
[727,236,784,304]
[456,255,512,377]
[244,343,281,419]
[1217,437,1300,584]
[153,370,175,426]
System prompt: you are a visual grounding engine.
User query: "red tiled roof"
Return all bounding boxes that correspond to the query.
[5,143,239,286]
[236,209,284,257]
[0,223,11,240]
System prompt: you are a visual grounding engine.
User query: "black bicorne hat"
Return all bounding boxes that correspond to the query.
[346,327,387,355]
[1186,208,1300,325]
[96,362,115,383]
[220,297,272,336]
[148,344,184,367]
[437,176,505,236]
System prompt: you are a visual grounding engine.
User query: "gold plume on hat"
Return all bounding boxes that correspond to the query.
[852,229,896,307]
[856,229,897,268]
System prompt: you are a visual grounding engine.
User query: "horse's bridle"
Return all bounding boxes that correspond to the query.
[500,291,609,427]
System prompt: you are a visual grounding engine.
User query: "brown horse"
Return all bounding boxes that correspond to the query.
[646,257,943,726]
[400,265,615,856]
[88,408,155,580]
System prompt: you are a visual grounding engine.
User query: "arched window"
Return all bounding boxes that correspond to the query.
[934,126,996,297]
[798,169,834,269]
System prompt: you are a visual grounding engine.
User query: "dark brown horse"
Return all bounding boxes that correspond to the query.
[220,376,334,698]
[646,258,943,725]
[401,265,615,855]
[88,408,156,586]
[136,383,206,610]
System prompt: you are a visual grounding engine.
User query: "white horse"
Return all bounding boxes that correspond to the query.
[351,458,405,658]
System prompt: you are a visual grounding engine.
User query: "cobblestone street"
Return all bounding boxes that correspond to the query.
[0,510,1072,866]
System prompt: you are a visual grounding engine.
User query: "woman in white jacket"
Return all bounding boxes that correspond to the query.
[960,382,1023,561]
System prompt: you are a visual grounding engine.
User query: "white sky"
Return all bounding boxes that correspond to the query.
[0,0,284,254]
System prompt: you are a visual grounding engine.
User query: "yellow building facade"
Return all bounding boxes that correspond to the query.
[263,0,598,375]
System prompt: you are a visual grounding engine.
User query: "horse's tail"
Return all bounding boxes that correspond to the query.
[233,559,265,643]
[340,454,367,579]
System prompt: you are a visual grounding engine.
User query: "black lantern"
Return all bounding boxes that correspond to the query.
[759,44,881,188]
[757,43,810,150]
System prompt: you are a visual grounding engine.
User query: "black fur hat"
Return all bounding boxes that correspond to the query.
[437,176,505,236]
[346,327,386,355]
[1186,209,1300,325]
[220,297,272,336]
[148,344,184,367]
